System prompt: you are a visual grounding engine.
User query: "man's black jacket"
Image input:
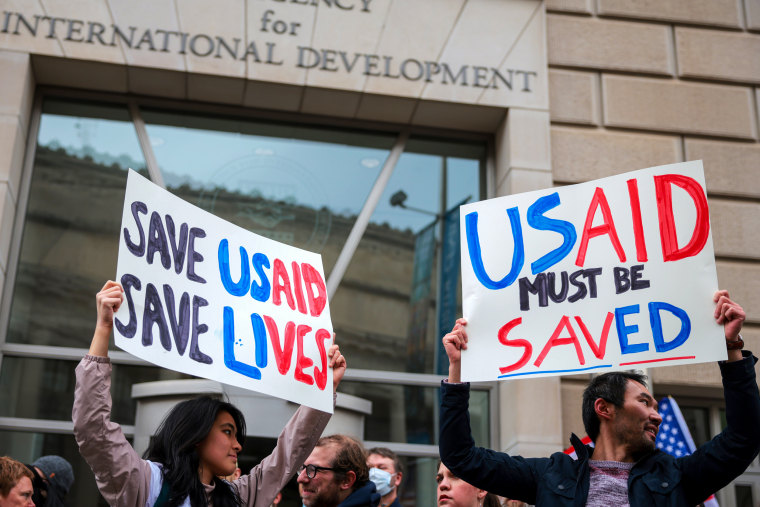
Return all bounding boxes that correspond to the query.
[439,352,760,506]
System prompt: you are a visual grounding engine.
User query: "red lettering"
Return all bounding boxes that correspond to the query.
[291,261,308,314]
[272,259,295,310]
[294,324,314,385]
[498,317,532,374]
[534,316,586,367]
[574,313,614,360]
[575,187,626,266]
[313,329,331,391]
[626,179,648,262]
[302,263,327,317]
[654,174,710,262]
[264,316,295,375]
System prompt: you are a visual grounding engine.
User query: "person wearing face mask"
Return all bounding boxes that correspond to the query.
[366,448,402,507]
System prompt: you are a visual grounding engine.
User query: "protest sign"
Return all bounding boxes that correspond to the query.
[460,161,723,382]
[114,170,334,412]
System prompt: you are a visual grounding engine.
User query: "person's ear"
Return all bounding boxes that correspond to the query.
[594,398,616,422]
[340,470,357,491]
[476,489,487,500]
[393,472,402,487]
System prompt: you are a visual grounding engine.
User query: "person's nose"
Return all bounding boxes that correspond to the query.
[233,439,242,452]
[297,468,309,484]
[651,409,663,425]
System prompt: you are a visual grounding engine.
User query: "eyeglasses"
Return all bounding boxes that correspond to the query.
[299,464,337,479]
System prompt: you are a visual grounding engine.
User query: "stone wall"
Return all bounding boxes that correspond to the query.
[547,0,760,438]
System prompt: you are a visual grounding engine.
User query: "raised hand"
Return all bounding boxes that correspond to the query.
[328,342,346,392]
[442,318,468,382]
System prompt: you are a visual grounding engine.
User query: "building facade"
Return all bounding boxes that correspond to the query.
[0,0,758,505]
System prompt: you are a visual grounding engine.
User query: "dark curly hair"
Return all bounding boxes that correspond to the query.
[145,396,245,507]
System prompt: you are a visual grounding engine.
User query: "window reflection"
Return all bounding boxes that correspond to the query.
[340,381,489,447]
[679,405,711,447]
[336,139,483,373]
[0,357,189,424]
[7,99,147,348]
[141,109,395,273]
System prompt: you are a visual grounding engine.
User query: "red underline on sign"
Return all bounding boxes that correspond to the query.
[619,356,695,366]
[498,364,613,379]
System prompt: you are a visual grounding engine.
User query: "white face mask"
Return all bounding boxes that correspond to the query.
[369,467,395,496]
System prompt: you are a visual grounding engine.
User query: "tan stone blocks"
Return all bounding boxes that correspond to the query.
[176,0,245,78]
[546,0,592,15]
[602,75,757,139]
[494,109,553,196]
[748,0,760,31]
[676,28,760,84]
[560,380,586,441]
[0,50,34,133]
[0,1,64,56]
[497,167,554,198]
[243,81,303,112]
[38,0,125,64]
[709,198,760,260]
[410,101,505,133]
[547,15,672,75]
[508,108,552,171]
[716,261,760,323]
[551,127,680,183]
[306,0,394,91]
[187,74,245,105]
[549,69,598,125]
[32,54,128,92]
[651,361,722,387]
[421,0,546,108]
[127,67,187,100]
[597,0,742,28]
[246,0,317,86]
[300,88,361,118]
[355,94,416,124]
[0,116,26,202]
[363,0,463,98]
[685,139,760,199]
[107,0,186,72]
[0,183,16,274]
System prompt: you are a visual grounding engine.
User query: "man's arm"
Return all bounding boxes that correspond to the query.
[438,319,545,504]
[714,289,745,362]
[678,291,760,504]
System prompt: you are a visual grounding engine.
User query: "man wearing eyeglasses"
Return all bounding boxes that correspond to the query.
[297,434,381,507]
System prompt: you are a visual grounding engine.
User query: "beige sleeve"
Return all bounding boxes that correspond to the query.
[72,355,152,507]
[234,395,335,507]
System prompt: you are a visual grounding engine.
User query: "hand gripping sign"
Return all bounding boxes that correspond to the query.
[115,170,334,412]
[460,161,724,382]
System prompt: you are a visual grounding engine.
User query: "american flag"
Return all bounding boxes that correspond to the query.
[657,395,719,507]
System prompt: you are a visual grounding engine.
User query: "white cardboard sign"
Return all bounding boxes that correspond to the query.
[460,161,724,382]
[115,170,334,412]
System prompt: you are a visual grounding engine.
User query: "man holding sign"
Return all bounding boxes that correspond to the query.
[440,290,760,505]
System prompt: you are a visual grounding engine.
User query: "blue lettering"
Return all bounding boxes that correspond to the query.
[251,253,271,302]
[649,302,691,352]
[223,306,261,380]
[615,304,648,354]
[465,208,525,290]
[527,192,577,274]
[218,239,251,296]
[251,313,268,368]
